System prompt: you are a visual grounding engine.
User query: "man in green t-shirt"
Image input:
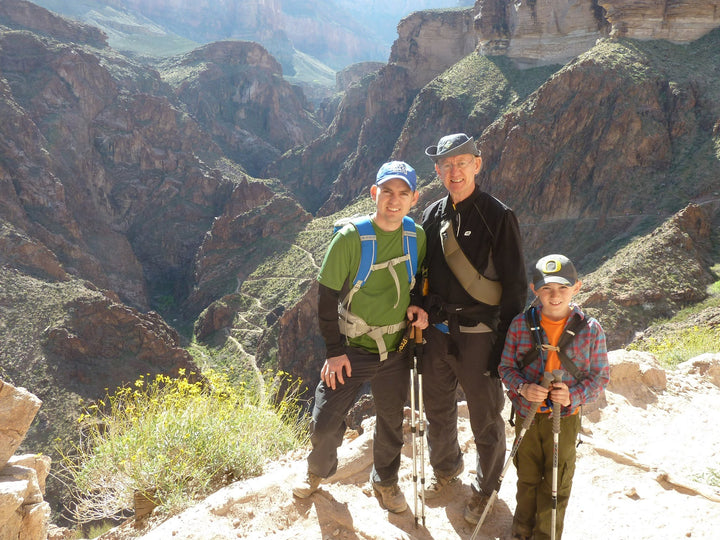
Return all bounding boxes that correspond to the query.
[293,161,428,514]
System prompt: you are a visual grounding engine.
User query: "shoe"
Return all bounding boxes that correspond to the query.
[372,482,408,513]
[292,472,321,498]
[424,460,464,500]
[463,491,491,525]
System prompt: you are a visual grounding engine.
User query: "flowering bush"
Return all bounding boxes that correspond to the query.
[59,368,307,523]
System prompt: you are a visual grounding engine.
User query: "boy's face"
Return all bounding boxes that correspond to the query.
[370,177,418,232]
[530,281,582,321]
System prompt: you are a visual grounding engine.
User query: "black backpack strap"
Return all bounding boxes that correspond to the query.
[554,313,589,381]
[510,307,542,426]
[521,306,543,368]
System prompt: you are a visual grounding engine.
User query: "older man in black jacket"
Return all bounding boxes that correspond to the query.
[418,133,527,525]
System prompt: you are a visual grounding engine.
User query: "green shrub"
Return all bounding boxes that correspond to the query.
[628,326,719,368]
[704,468,720,488]
[57,368,307,524]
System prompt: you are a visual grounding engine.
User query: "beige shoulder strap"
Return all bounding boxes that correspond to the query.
[439,218,502,305]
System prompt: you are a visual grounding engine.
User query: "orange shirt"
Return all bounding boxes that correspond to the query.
[539,315,579,415]
[541,316,567,373]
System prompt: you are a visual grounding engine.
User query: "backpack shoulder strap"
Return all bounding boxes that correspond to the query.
[350,217,377,287]
[556,313,589,381]
[401,216,418,284]
[521,306,542,369]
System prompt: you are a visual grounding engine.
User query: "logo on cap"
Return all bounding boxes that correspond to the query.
[541,259,563,274]
[439,138,455,152]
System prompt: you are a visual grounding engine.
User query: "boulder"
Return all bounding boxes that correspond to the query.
[0,381,41,468]
[677,353,720,387]
[606,350,667,405]
[0,461,51,540]
[0,380,50,540]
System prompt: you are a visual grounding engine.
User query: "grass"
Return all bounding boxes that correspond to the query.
[628,326,719,368]
[55,366,307,525]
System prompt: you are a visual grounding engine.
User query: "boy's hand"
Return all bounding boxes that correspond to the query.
[549,381,571,407]
[521,382,550,403]
[322,355,351,390]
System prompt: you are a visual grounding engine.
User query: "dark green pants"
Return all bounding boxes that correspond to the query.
[512,412,580,540]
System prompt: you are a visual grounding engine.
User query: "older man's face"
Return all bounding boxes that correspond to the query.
[435,154,482,203]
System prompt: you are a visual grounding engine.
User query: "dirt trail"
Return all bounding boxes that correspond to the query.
[104,353,720,540]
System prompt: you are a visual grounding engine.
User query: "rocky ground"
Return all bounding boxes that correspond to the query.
[97,350,720,540]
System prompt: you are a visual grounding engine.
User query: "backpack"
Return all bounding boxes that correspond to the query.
[332,214,418,360]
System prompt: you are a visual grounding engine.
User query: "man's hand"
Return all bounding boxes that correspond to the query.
[322,354,351,390]
[407,305,429,330]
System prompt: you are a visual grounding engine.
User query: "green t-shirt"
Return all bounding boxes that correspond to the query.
[318,218,426,353]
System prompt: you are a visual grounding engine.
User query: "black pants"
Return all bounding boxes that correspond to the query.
[422,326,506,495]
[307,346,410,486]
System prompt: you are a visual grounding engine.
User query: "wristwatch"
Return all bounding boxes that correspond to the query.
[518,382,526,396]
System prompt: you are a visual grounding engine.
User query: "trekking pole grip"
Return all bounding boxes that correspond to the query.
[551,369,564,433]
[519,372,555,432]
[414,327,424,374]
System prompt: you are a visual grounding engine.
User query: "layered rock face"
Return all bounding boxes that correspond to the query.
[600,0,720,41]
[475,0,607,67]
[264,67,382,214]
[473,0,720,68]
[0,381,50,540]
[391,8,478,88]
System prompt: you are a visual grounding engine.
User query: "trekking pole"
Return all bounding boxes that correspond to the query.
[550,369,564,540]
[410,326,426,527]
[470,371,555,540]
[409,326,419,525]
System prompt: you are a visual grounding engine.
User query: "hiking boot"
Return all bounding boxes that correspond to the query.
[463,491,491,525]
[372,482,408,513]
[424,460,464,500]
[292,472,321,498]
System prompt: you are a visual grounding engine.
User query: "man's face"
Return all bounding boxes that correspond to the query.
[435,154,481,203]
[370,177,418,231]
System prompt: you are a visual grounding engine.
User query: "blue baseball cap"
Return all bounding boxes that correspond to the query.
[375,161,417,191]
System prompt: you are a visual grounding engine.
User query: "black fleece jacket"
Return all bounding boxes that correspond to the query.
[420,185,527,371]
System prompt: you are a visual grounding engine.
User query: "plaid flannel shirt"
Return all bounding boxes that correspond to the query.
[499,304,609,419]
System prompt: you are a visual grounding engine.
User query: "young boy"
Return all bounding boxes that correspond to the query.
[499,254,609,540]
